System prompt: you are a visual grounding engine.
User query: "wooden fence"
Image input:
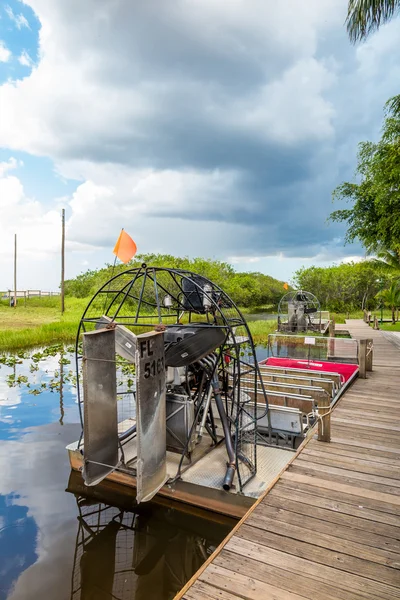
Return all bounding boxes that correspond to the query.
[1,290,60,304]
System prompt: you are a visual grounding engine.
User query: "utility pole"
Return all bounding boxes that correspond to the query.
[13,233,17,308]
[61,208,65,313]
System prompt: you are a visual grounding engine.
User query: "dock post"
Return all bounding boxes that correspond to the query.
[373,316,379,330]
[317,395,331,443]
[366,338,373,371]
[329,319,335,337]
[359,339,367,379]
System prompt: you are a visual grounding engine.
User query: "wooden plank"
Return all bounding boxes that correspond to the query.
[296,453,400,479]
[330,436,400,455]
[214,551,370,600]
[184,580,243,600]
[293,462,399,498]
[335,400,400,412]
[334,408,400,422]
[247,505,400,562]
[178,323,400,600]
[199,563,307,600]
[333,412,400,426]
[342,398,400,408]
[302,445,400,466]
[333,417,400,432]
[281,472,400,511]
[236,523,400,588]
[308,440,400,461]
[265,488,400,542]
[330,426,400,446]
[226,537,398,600]
[332,416,400,432]
[342,394,400,405]
[274,480,400,528]
[173,430,315,600]
[290,463,400,496]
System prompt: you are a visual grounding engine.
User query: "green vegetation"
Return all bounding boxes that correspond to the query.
[330,94,400,254]
[0,257,288,351]
[0,296,87,352]
[247,320,278,345]
[0,304,279,353]
[294,261,388,312]
[65,254,287,308]
[346,0,400,43]
[377,282,400,324]
[379,322,400,331]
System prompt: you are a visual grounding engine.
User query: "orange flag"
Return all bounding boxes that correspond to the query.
[283,282,289,290]
[113,229,137,264]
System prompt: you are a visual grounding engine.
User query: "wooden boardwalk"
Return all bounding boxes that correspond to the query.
[176,321,400,600]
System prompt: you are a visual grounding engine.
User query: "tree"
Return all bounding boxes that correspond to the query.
[294,261,388,312]
[377,281,400,323]
[330,95,400,254]
[346,0,400,43]
[64,253,286,308]
[372,245,400,277]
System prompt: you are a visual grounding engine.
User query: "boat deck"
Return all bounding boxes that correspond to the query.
[176,321,400,600]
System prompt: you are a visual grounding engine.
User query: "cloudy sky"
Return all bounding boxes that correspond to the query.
[0,0,399,291]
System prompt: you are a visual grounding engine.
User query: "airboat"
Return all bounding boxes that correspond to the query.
[67,265,359,517]
[277,290,330,333]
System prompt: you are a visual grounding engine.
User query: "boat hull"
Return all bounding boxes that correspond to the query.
[67,444,254,519]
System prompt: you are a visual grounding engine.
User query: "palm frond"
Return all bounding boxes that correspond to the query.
[346,0,400,43]
[385,94,400,118]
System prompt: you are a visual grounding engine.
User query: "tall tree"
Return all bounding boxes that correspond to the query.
[330,95,400,254]
[346,0,400,43]
[372,245,400,277]
[294,261,387,312]
[377,281,400,323]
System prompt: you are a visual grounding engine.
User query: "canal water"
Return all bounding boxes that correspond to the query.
[0,347,236,600]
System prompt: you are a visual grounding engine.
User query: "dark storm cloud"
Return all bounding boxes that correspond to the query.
[4,0,400,261]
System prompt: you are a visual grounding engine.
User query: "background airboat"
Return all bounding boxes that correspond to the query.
[67,265,359,516]
[277,290,330,334]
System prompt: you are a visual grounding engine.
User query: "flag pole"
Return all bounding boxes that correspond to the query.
[61,208,65,314]
[103,229,122,313]
[14,233,17,308]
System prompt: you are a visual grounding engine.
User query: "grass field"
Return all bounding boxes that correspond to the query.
[0,297,87,352]
[377,322,400,331]
[0,296,281,352]
[2,297,392,353]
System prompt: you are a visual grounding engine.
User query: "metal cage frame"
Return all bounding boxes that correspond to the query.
[74,264,271,492]
[277,289,322,333]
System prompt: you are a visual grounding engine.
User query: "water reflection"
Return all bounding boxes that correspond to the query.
[0,347,234,600]
[0,494,38,600]
[68,473,234,600]
[0,349,77,441]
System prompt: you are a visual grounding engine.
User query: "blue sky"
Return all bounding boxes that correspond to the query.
[0,1,399,291]
[0,1,39,85]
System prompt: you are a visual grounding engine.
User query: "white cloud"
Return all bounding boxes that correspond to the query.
[0,158,61,269]
[0,0,398,289]
[5,4,30,29]
[0,0,343,159]
[18,50,33,67]
[0,156,19,175]
[0,40,11,63]
[65,165,246,250]
[229,256,261,264]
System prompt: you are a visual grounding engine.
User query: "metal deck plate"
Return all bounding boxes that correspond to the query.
[181,444,293,497]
